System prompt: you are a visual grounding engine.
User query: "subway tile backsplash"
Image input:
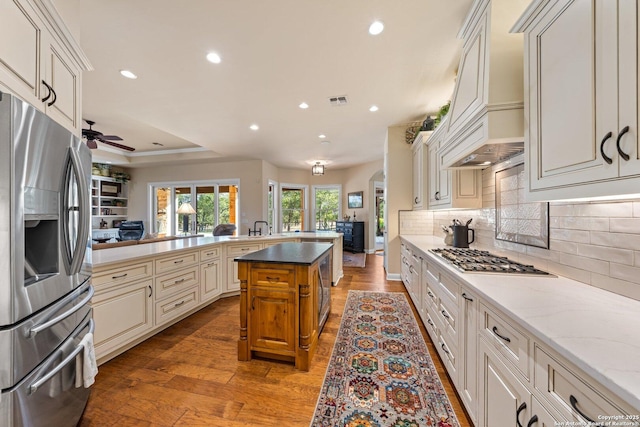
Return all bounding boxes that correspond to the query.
[400,161,640,301]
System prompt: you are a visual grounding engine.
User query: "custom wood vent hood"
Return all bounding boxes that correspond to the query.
[439,0,530,169]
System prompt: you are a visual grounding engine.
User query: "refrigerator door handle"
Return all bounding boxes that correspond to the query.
[28,318,95,394]
[65,147,90,275]
[28,285,94,338]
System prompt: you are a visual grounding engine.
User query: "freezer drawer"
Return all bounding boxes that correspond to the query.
[0,310,93,427]
[0,281,93,390]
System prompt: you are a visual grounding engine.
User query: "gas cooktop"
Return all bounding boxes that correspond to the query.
[429,248,553,276]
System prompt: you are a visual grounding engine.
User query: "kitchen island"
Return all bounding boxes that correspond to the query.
[90,232,341,364]
[235,242,333,371]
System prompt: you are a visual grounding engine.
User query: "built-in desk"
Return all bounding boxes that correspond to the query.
[235,242,332,371]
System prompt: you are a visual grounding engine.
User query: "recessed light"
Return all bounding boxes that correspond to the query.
[481,161,492,165]
[250,124,259,131]
[369,105,379,112]
[321,140,331,145]
[369,21,384,35]
[318,134,326,139]
[206,52,221,64]
[299,102,309,109]
[120,70,137,79]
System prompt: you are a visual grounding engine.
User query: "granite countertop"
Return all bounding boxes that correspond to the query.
[91,232,341,268]
[401,235,640,411]
[235,242,333,265]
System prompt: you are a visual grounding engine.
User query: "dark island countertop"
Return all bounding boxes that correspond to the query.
[234,242,333,265]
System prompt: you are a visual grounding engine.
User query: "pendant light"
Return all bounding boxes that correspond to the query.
[311,162,324,176]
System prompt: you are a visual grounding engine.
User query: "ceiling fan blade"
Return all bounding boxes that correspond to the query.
[99,139,136,152]
[86,139,98,149]
[101,135,123,141]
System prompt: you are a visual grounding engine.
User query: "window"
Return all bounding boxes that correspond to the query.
[150,180,239,236]
[312,185,341,231]
[280,184,307,232]
[267,180,278,232]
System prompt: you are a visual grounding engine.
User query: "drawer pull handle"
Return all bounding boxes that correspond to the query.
[616,126,631,161]
[492,326,511,343]
[434,191,440,201]
[207,262,216,267]
[266,276,280,282]
[570,395,600,425]
[241,248,250,251]
[174,300,185,307]
[427,291,435,298]
[600,131,613,164]
[462,293,473,302]
[112,273,128,279]
[427,319,434,327]
[526,415,538,427]
[148,285,152,298]
[174,278,185,284]
[414,196,419,204]
[174,259,184,264]
[206,252,215,256]
[516,402,527,427]
[440,342,449,355]
[441,310,450,319]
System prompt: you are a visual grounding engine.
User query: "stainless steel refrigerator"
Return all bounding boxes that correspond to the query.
[0,92,94,426]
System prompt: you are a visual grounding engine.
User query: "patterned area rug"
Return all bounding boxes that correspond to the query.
[343,252,366,268]
[311,291,459,427]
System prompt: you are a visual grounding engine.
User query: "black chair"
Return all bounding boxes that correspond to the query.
[118,221,145,241]
[212,224,236,236]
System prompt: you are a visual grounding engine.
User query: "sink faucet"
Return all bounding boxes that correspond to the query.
[249,221,270,236]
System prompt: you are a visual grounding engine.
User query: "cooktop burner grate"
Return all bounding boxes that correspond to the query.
[430,248,552,276]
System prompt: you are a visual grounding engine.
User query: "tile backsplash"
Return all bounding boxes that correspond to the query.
[400,160,640,301]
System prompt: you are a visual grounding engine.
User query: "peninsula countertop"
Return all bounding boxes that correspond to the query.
[401,234,640,412]
[91,232,342,268]
[234,242,333,265]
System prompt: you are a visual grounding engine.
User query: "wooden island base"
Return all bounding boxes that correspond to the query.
[236,242,332,371]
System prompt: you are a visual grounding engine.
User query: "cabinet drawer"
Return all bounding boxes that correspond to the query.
[438,272,459,303]
[93,261,153,289]
[251,267,295,290]
[424,283,438,310]
[154,266,199,301]
[481,303,530,380]
[154,287,199,325]
[200,246,220,261]
[155,251,199,274]
[438,296,458,349]
[438,331,457,381]
[424,308,438,339]
[226,243,262,256]
[533,345,633,424]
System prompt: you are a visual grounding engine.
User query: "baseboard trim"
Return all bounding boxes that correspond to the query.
[386,273,401,281]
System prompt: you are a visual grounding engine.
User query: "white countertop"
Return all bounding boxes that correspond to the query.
[401,235,640,412]
[91,232,341,268]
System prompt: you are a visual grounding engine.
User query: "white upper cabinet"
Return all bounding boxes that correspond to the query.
[514,0,640,200]
[412,131,431,210]
[0,0,91,134]
[440,0,529,170]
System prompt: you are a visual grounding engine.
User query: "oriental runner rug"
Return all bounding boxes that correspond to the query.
[310,291,459,427]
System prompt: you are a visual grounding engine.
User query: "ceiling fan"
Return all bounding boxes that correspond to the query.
[82,120,135,152]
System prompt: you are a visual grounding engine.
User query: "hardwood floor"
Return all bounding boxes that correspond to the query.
[79,253,473,426]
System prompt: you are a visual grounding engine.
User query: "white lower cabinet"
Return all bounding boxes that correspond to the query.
[225,243,263,292]
[92,278,154,360]
[200,258,221,302]
[459,285,478,424]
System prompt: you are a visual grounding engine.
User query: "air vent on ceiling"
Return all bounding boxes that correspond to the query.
[328,96,348,106]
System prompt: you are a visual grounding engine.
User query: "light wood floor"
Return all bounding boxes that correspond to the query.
[79,253,473,426]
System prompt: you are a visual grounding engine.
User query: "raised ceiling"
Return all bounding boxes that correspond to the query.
[78,0,472,169]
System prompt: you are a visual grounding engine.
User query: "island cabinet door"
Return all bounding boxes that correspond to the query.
[249,288,296,355]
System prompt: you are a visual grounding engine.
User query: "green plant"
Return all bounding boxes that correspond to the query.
[434,100,451,127]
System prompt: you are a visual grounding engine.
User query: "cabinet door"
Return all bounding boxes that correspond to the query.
[428,140,450,207]
[200,259,221,302]
[0,0,43,107]
[91,279,154,360]
[41,33,81,133]
[617,0,640,177]
[459,286,478,424]
[249,288,295,354]
[412,142,423,209]
[525,0,619,191]
[479,339,531,427]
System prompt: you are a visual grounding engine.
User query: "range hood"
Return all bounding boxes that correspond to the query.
[438,0,529,169]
